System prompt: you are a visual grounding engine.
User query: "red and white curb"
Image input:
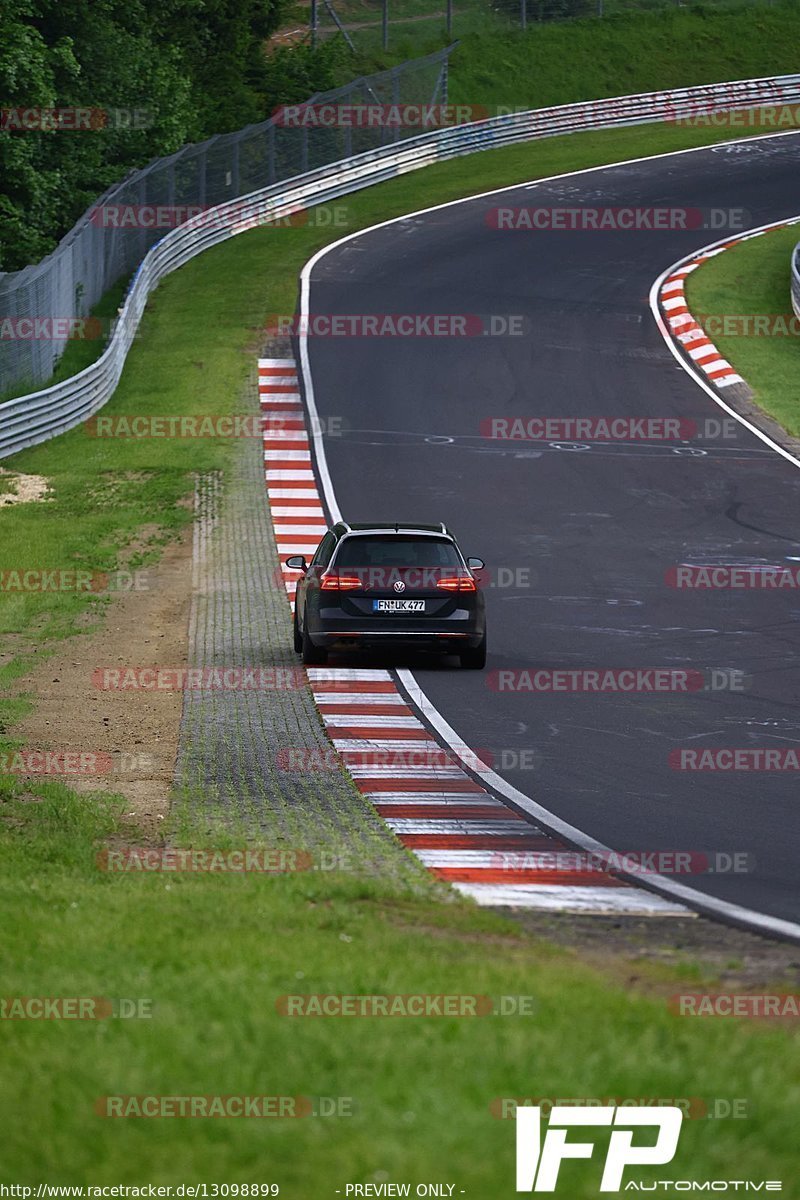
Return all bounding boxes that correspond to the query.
[259,356,326,610]
[659,250,746,389]
[304,666,688,913]
[258,356,687,915]
[657,219,800,391]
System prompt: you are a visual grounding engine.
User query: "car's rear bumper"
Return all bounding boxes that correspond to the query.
[306,598,485,651]
[313,624,484,651]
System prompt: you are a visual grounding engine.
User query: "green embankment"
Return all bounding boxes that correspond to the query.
[687,223,800,434]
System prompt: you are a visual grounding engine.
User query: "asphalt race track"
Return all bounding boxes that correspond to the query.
[302,131,800,927]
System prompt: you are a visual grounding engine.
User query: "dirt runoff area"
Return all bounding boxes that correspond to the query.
[12,532,192,839]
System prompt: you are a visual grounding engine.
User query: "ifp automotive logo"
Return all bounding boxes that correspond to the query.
[514,1105,783,1192]
[516,1105,683,1192]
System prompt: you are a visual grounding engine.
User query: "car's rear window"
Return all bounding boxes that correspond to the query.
[334,535,461,568]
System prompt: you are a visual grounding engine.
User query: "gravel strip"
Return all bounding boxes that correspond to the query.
[173,360,430,885]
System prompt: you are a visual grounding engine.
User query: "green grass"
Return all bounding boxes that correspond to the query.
[2,789,800,1187]
[4,118,800,1185]
[0,279,130,407]
[448,3,800,109]
[48,278,132,387]
[686,223,800,433]
[350,2,800,95]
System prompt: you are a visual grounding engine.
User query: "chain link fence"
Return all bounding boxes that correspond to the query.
[0,46,453,397]
[510,0,782,24]
[309,0,784,52]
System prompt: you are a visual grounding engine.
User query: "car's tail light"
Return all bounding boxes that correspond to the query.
[436,575,477,592]
[320,573,362,591]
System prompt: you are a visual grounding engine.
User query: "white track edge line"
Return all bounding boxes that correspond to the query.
[297,132,800,942]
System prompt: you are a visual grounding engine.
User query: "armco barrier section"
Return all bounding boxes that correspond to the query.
[3,73,800,460]
[792,243,800,319]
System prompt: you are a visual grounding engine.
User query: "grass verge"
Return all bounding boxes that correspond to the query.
[3,119,800,1186]
[2,789,800,1186]
[686,221,800,434]
[347,2,800,99]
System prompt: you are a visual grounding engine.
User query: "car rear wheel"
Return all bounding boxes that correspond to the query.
[459,635,486,670]
[301,620,328,665]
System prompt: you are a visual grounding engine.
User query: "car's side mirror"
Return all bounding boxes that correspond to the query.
[467,557,485,570]
[285,555,308,572]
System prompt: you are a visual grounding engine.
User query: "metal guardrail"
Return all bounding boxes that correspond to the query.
[4,72,800,460]
[792,242,800,320]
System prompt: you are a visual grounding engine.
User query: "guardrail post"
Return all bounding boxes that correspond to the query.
[138,175,148,264]
[268,124,276,186]
[230,137,240,196]
[392,69,401,144]
[197,149,207,209]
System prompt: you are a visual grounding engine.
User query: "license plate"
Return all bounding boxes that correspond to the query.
[373,599,425,613]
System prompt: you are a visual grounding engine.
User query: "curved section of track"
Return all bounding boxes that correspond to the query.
[301,132,800,931]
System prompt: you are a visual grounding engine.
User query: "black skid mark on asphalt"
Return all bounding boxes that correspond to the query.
[724,500,800,545]
[331,427,773,464]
